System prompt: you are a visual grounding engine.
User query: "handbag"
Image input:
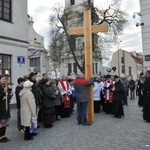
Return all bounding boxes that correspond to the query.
[29,116,37,133]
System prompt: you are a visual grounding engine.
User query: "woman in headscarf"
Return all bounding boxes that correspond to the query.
[0,75,13,143]
[42,78,56,128]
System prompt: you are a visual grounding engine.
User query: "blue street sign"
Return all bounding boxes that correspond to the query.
[17,56,25,64]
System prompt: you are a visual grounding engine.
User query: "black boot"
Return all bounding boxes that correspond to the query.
[0,127,9,143]
[24,127,34,140]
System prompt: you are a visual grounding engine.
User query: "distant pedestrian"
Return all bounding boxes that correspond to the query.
[15,77,25,134]
[74,74,94,126]
[129,77,135,100]
[121,76,129,106]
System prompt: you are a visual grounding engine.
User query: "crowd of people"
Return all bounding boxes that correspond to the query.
[0,70,150,143]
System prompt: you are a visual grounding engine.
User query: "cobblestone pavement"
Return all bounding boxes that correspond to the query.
[1,97,150,150]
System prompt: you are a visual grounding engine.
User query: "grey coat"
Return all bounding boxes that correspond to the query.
[74,77,94,103]
[51,87,62,106]
[121,78,129,91]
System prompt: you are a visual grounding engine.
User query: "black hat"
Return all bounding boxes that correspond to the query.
[28,72,37,79]
[0,75,5,79]
[106,74,111,79]
[114,75,119,79]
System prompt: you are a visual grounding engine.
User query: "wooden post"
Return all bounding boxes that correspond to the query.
[84,10,94,122]
[68,9,108,123]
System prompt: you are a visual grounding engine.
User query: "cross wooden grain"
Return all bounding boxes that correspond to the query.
[68,9,108,122]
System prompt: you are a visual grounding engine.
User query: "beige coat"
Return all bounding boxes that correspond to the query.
[19,87,36,127]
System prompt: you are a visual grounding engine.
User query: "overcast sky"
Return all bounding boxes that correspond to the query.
[28,0,142,60]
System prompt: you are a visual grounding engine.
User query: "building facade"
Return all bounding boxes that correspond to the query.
[0,0,47,103]
[110,49,143,80]
[59,0,102,78]
[0,0,28,103]
[28,16,47,80]
[139,0,150,70]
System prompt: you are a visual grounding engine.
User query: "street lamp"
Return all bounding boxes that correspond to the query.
[117,40,122,76]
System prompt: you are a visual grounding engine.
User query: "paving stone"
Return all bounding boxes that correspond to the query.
[0,97,150,150]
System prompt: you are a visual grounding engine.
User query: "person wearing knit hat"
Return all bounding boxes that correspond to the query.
[19,80,36,140]
[0,75,11,143]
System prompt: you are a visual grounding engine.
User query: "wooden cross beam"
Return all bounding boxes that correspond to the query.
[68,9,108,122]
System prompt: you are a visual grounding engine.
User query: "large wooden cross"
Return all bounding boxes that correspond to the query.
[68,9,108,122]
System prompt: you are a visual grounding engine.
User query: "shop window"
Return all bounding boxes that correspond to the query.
[0,54,11,83]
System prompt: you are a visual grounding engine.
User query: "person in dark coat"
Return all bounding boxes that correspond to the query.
[143,70,150,122]
[28,72,41,128]
[42,78,56,128]
[15,77,25,134]
[50,80,62,121]
[129,77,135,100]
[137,75,144,107]
[121,76,129,106]
[74,74,94,126]
[111,75,124,118]
[0,75,13,143]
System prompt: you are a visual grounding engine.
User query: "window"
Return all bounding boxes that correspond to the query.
[0,54,11,83]
[122,65,125,73]
[73,63,77,74]
[121,57,124,64]
[68,63,71,76]
[95,63,98,74]
[145,55,150,61]
[0,0,11,22]
[71,0,75,5]
[30,57,40,72]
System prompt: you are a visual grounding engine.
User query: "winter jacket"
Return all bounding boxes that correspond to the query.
[15,85,23,109]
[121,78,129,91]
[112,80,124,102]
[51,86,62,106]
[42,85,56,108]
[19,88,36,127]
[74,77,94,103]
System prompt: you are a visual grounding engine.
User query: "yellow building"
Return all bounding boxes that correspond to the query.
[110,49,143,80]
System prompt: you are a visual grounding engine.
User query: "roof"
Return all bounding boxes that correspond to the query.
[129,51,143,65]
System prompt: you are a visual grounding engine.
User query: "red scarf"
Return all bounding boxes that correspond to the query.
[60,80,70,108]
[104,79,114,103]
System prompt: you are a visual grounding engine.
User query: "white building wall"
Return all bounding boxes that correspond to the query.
[0,0,28,41]
[0,0,28,103]
[28,17,47,80]
[140,0,150,70]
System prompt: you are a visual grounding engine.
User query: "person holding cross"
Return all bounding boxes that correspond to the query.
[0,75,13,143]
[74,74,94,126]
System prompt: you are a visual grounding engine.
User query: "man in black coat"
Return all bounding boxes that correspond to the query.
[111,75,124,118]
[143,70,150,122]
